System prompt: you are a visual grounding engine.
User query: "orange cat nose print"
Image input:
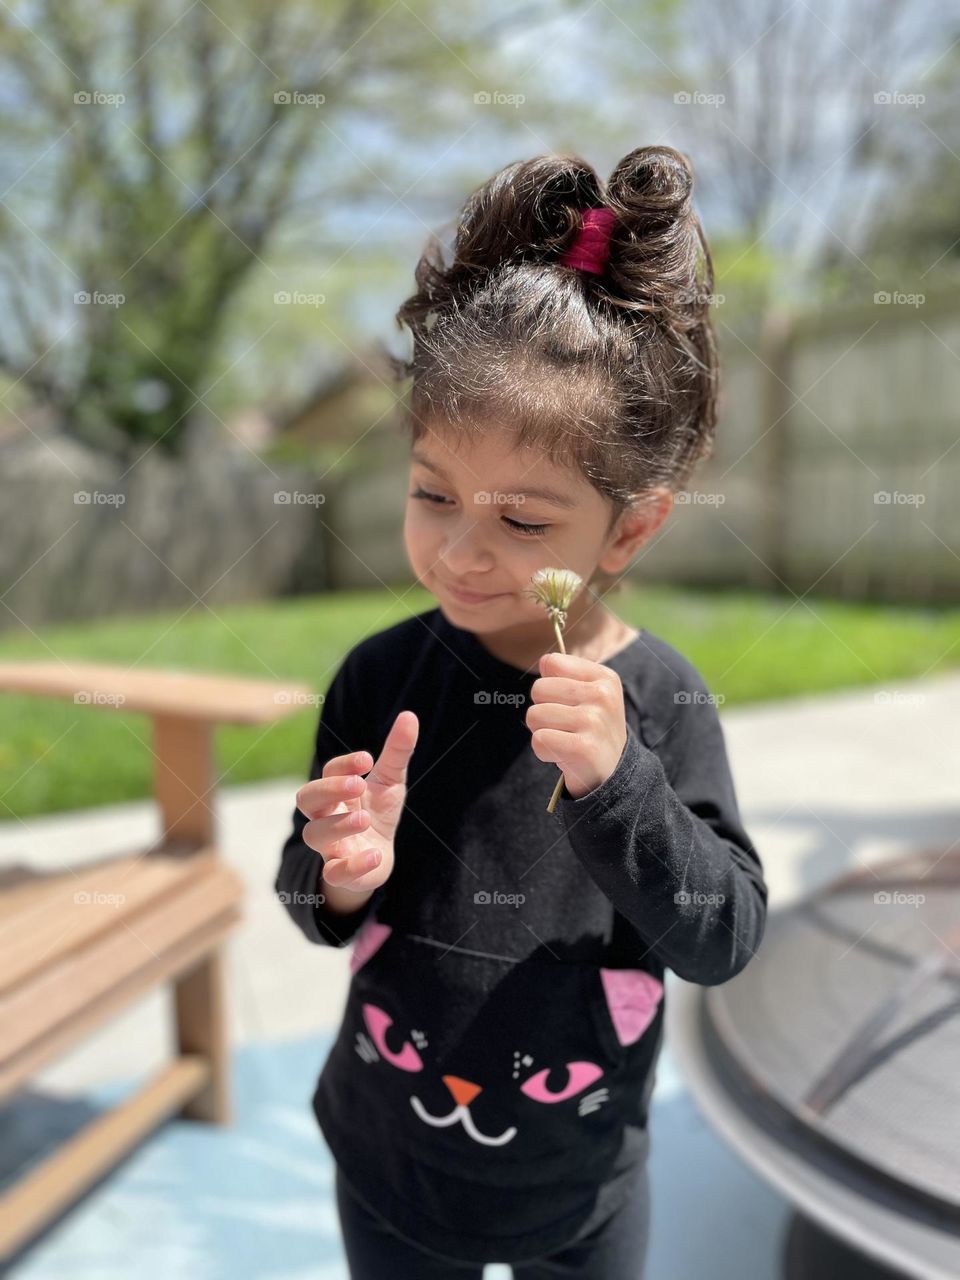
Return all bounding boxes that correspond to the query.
[443,1075,482,1106]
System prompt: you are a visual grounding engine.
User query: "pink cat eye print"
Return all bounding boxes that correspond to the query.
[520,1060,604,1103]
[362,1003,424,1072]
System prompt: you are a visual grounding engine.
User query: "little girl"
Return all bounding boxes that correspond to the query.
[276,144,768,1279]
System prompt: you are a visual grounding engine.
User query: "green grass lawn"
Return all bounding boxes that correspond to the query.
[1,583,957,820]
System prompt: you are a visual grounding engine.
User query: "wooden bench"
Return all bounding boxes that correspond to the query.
[0,662,312,1260]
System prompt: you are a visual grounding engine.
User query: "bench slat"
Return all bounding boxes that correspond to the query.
[0,1055,210,1258]
[0,911,238,1102]
[0,847,221,994]
[0,862,243,1078]
[0,661,313,724]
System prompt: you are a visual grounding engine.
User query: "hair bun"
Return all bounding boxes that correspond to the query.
[398,154,604,330]
[604,145,711,323]
[606,145,693,222]
[452,154,603,275]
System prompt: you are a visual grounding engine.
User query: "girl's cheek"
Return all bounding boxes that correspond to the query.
[401,507,419,552]
[403,507,435,568]
[402,503,423,538]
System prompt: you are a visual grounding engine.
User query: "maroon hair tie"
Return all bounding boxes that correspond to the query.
[559,206,618,275]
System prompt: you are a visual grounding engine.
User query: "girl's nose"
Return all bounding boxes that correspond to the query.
[438,524,494,575]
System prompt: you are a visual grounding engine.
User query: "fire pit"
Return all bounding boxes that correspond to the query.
[667,846,960,1280]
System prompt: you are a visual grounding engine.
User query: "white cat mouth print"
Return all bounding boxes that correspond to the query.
[409,1077,519,1146]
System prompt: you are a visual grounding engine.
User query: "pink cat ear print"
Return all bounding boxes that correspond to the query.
[350,919,392,974]
[600,968,664,1046]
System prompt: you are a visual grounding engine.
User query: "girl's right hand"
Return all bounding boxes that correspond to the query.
[296,709,419,894]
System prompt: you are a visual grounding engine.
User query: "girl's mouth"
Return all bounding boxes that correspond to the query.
[442,581,511,606]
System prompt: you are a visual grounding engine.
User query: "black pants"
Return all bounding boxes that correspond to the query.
[334,1162,650,1279]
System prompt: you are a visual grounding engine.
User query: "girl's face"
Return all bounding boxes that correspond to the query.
[403,425,669,634]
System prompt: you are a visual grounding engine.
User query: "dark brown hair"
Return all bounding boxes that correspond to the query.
[392,145,719,591]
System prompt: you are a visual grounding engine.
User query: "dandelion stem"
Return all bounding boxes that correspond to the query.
[546,622,568,810]
[522,567,584,815]
[546,771,565,813]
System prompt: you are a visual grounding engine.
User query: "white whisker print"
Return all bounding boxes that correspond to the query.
[578,1088,611,1116]
[354,1031,379,1064]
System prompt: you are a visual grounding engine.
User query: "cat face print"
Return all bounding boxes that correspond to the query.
[346,921,663,1154]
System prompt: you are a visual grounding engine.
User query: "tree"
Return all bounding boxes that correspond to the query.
[610,0,957,312]
[0,0,577,459]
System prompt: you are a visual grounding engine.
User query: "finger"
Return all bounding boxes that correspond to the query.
[529,675,597,707]
[538,651,612,680]
[320,749,376,821]
[321,750,374,778]
[525,702,582,734]
[297,769,369,819]
[302,808,372,853]
[368,710,419,789]
[530,726,585,766]
[322,847,383,889]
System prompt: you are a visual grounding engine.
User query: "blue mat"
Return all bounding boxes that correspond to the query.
[3,1034,789,1278]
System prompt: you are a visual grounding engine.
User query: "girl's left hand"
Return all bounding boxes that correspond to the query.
[526,651,628,800]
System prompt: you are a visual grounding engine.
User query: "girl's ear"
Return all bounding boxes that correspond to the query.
[599,488,673,574]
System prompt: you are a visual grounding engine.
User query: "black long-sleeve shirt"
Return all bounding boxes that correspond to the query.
[276,605,767,1264]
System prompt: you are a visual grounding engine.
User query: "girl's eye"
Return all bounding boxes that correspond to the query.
[502,516,550,537]
[409,485,450,505]
[409,486,551,537]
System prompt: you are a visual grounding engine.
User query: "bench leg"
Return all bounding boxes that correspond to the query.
[153,713,216,847]
[172,948,231,1124]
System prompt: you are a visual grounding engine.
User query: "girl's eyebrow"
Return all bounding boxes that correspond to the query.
[410,448,578,510]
